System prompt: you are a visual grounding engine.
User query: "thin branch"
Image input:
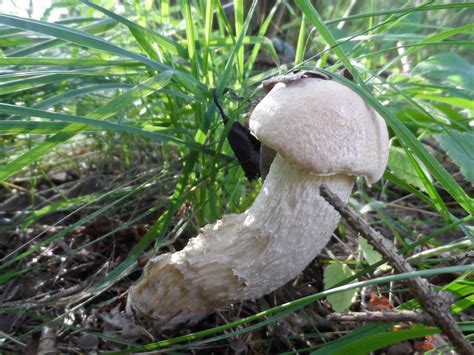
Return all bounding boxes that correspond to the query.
[319,184,472,355]
[328,310,434,325]
[1,280,90,307]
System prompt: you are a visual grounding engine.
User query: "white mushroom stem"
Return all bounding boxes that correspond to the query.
[127,154,355,325]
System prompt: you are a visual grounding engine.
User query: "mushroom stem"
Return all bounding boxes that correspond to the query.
[127,155,355,325]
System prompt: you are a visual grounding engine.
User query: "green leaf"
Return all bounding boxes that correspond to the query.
[412,52,474,90]
[0,120,71,134]
[435,130,474,184]
[0,120,189,136]
[0,73,72,95]
[0,71,173,182]
[329,325,439,355]
[445,279,474,298]
[0,57,142,66]
[324,263,358,312]
[325,3,474,26]
[311,324,389,355]
[451,295,474,315]
[295,0,361,84]
[0,103,216,155]
[388,146,433,192]
[81,0,187,57]
[0,14,168,71]
[245,2,279,73]
[6,18,118,57]
[414,94,473,110]
[374,23,474,80]
[33,83,135,109]
[358,236,383,265]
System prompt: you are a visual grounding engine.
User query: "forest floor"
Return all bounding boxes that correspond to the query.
[0,138,472,353]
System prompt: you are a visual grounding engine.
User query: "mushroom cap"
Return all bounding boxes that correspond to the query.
[249,78,389,183]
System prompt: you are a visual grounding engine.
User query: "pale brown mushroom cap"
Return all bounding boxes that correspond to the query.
[249,78,389,183]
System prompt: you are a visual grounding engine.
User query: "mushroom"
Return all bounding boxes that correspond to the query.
[127,76,389,326]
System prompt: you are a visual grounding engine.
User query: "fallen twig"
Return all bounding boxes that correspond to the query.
[1,280,89,307]
[319,184,472,355]
[328,310,434,325]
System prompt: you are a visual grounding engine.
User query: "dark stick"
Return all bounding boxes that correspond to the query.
[328,310,434,325]
[319,184,472,355]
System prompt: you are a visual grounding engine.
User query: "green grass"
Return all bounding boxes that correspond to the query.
[0,0,472,353]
